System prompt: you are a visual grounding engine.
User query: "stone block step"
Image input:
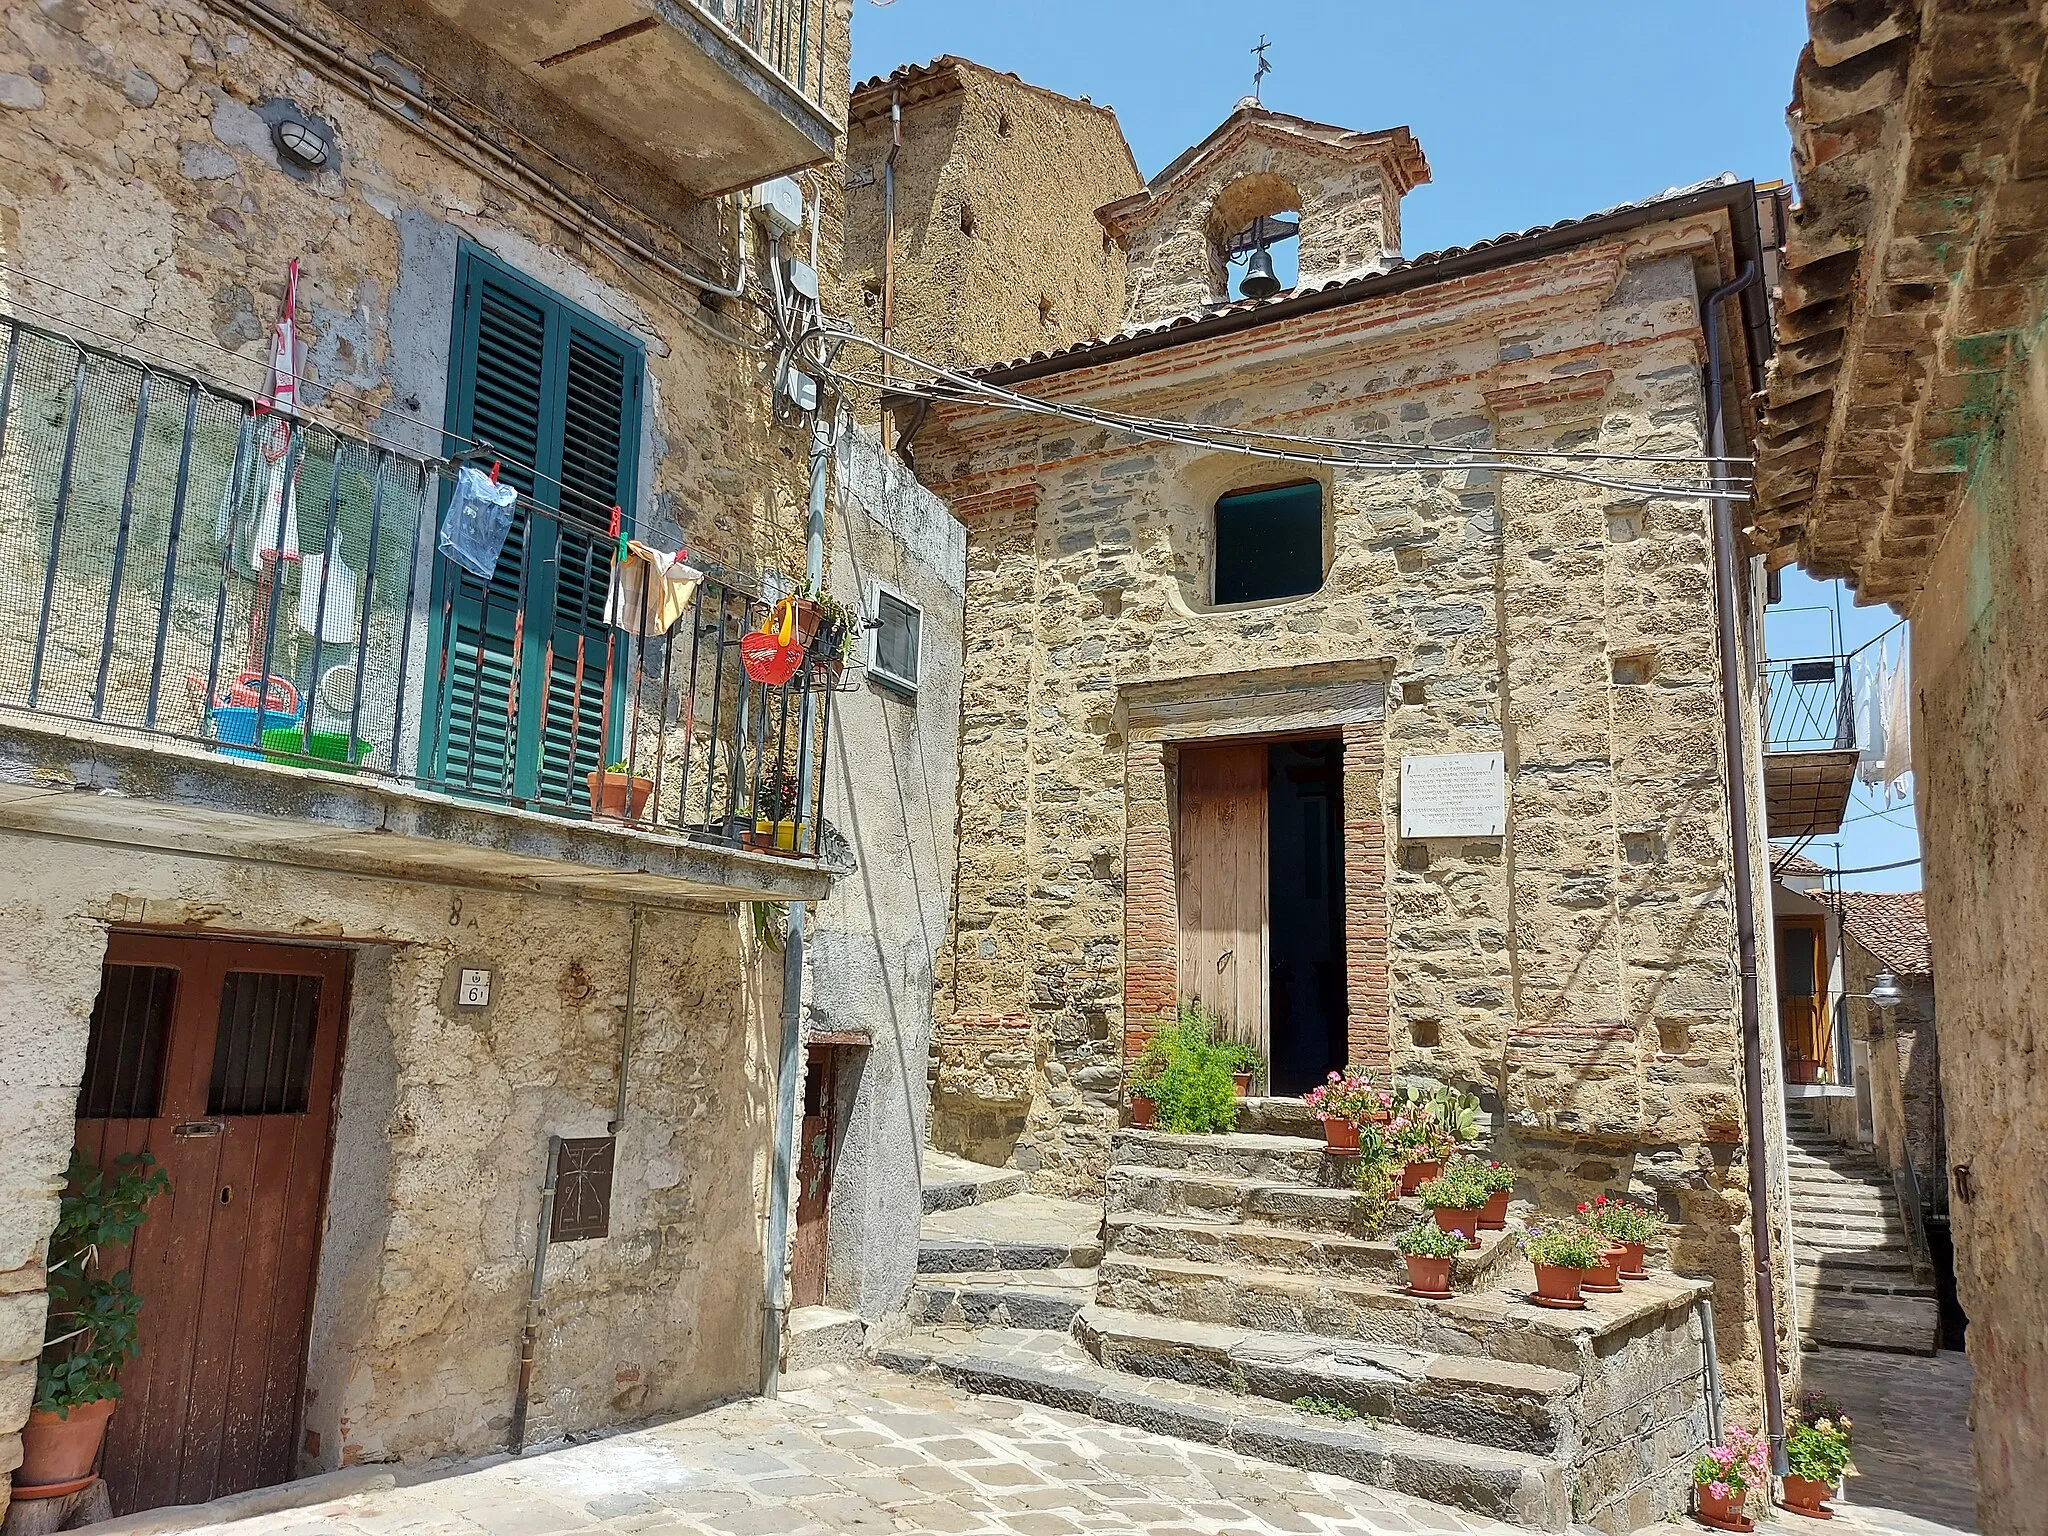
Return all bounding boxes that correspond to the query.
[921,1150,1028,1214]
[1797,1291,1940,1356]
[1073,1304,1580,1458]
[918,1191,1104,1272]
[910,1268,1096,1330]
[1106,1166,1360,1229]
[1788,1225,1910,1252]
[1110,1127,1338,1184]
[1793,1246,1920,1276]
[1104,1211,1517,1289]
[879,1330,1573,1530]
[783,1305,864,1371]
[1796,1267,1935,1299]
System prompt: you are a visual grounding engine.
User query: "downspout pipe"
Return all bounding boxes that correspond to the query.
[760,406,833,1397]
[509,1135,563,1453]
[880,87,902,450]
[1703,258,1788,1472]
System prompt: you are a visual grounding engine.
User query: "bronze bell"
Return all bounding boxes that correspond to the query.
[1240,245,1283,300]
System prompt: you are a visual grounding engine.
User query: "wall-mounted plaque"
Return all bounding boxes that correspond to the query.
[1400,752,1506,839]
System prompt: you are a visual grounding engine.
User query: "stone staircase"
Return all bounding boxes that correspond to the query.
[891,1119,1715,1533]
[1784,1103,1940,1355]
[911,1149,1102,1329]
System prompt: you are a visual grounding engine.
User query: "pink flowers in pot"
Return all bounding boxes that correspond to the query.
[1302,1070,1391,1125]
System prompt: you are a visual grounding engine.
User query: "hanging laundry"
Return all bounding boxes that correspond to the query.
[604,540,703,636]
[245,260,306,576]
[1853,640,1889,787]
[296,525,360,643]
[1883,641,1913,804]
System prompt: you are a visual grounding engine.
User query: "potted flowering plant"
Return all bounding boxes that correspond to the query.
[1520,1222,1602,1309]
[588,760,655,821]
[1694,1425,1771,1531]
[1472,1159,1516,1230]
[1302,1070,1389,1153]
[1385,1112,1454,1194]
[1393,1220,1466,1298]
[1579,1194,1664,1279]
[1781,1404,1853,1518]
[1417,1163,1488,1249]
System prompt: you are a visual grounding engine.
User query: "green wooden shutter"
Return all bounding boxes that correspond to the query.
[432,248,641,811]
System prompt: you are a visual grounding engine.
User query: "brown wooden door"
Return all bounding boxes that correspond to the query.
[74,933,348,1515]
[790,1046,837,1309]
[1776,918,1828,1070]
[1176,742,1269,1057]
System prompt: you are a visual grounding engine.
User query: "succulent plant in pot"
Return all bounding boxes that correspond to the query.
[1520,1221,1602,1309]
[1393,1219,1466,1298]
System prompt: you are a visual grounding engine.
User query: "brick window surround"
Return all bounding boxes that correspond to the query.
[1119,663,1390,1072]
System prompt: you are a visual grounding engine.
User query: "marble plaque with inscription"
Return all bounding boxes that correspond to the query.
[1400,752,1506,838]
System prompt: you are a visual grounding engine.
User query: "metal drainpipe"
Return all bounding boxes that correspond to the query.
[880,87,902,450]
[1696,1295,1725,1445]
[509,1134,564,1453]
[1703,258,1789,1471]
[611,905,642,1133]
[760,405,833,1397]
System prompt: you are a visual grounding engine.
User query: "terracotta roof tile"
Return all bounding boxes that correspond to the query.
[1834,890,1932,977]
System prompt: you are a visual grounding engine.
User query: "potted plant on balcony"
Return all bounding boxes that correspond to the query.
[808,591,862,682]
[1579,1194,1664,1279]
[1302,1069,1388,1153]
[19,1150,169,1499]
[1520,1221,1601,1309]
[1472,1159,1516,1230]
[752,766,803,854]
[1418,1163,1488,1249]
[1394,1220,1466,1299]
[588,760,654,821]
[1694,1425,1771,1532]
[1780,1403,1853,1519]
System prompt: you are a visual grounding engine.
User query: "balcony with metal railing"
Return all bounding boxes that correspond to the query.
[0,316,835,905]
[1762,654,1857,838]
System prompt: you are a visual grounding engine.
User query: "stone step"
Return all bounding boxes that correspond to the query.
[1796,1267,1935,1299]
[1797,1291,1941,1356]
[1109,1128,1337,1185]
[1794,1246,1920,1276]
[1104,1211,1518,1289]
[918,1191,1104,1272]
[921,1150,1028,1214]
[879,1330,1573,1530]
[1105,1166,1360,1229]
[1073,1304,1580,1458]
[1792,1197,1900,1221]
[1788,1224,1910,1251]
[910,1268,1096,1330]
[782,1305,864,1371]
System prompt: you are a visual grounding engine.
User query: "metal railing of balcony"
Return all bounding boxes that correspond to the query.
[0,313,834,859]
[699,0,832,110]
[1763,655,1854,752]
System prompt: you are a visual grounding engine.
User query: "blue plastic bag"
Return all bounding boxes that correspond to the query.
[437,464,519,580]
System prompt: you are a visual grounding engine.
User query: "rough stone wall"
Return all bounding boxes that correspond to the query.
[1912,331,2048,1522]
[1838,933,1941,1198]
[806,425,965,1327]
[840,65,1139,402]
[0,835,780,1477]
[914,225,1785,1421]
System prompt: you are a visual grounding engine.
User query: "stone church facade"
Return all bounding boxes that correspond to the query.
[897,105,1793,1417]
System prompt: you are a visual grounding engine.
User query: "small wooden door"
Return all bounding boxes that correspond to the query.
[1176,742,1269,1056]
[1776,917,1828,1070]
[74,933,349,1515]
[790,1046,838,1309]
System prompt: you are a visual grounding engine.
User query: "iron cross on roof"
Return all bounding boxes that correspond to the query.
[1251,36,1272,103]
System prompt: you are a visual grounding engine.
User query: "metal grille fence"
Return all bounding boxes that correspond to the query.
[0,314,832,859]
[1763,656,1854,752]
[700,0,831,107]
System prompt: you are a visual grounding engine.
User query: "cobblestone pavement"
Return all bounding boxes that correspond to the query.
[200,1369,1523,1536]
[1798,1346,1976,1535]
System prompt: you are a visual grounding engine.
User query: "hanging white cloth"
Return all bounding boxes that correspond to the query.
[297,526,359,643]
[1853,640,1889,787]
[1883,641,1914,803]
[604,541,703,636]
[244,260,304,575]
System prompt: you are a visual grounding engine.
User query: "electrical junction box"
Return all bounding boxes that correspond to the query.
[752,176,805,237]
[782,370,819,412]
[786,259,819,301]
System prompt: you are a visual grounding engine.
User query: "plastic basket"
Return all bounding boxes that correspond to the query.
[209,704,302,762]
[260,727,373,773]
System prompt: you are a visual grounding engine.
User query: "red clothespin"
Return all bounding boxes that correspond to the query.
[488,460,501,484]
[610,505,629,564]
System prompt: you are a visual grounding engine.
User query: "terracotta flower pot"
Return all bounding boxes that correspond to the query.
[1530,1261,1587,1310]
[16,1399,117,1496]
[1479,1187,1509,1231]
[1696,1482,1755,1532]
[1581,1245,1626,1293]
[1786,1056,1822,1085]
[1323,1118,1361,1153]
[587,770,654,821]
[790,596,823,647]
[1130,1094,1157,1128]
[1432,1205,1483,1249]
[1232,1072,1253,1098]
[1615,1239,1649,1279]
[1402,1252,1454,1299]
[1399,1158,1440,1196]
[1779,1475,1836,1520]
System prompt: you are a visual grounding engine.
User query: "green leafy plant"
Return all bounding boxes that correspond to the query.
[1465,1157,1516,1195]
[1347,1123,1400,1237]
[750,900,786,954]
[805,589,864,665]
[1291,1395,1361,1421]
[1785,1413,1853,1486]
[1395,1082,1481,1144]
[1384,1109,1455,1165]
[603,760,631,775]
[1394,1221,1469,1258]
[1520,1222,1602,1269]
[1129,1007,1240,1134]
[1415,1164,1489,1212]
[37,1149,169,1416]
[1577,1194,1664,1244]
[1220,1038,1266,1092]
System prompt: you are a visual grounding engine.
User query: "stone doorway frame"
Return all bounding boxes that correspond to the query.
[1119,659,1390,1074]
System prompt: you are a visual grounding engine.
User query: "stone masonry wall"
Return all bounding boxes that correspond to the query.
[914,221,1785,1424]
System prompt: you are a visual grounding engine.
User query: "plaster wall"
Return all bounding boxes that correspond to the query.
[0,834,780,1488]
[806,425,965,1326]
[912,229,1786,1422]
[1910,332,2048,1523]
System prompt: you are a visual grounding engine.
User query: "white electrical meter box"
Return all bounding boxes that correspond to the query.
[752,176,805,237]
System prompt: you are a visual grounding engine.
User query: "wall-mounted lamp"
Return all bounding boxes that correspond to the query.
[272,113,332,172]
[1866,971,1904,1012]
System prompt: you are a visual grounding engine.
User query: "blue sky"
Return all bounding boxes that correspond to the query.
[850,1,1918,891]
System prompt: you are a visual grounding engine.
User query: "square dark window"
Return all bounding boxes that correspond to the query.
[1214,481,1324,605]
[550,1135,616,1243]
[870,586,921,692]
[208,971,322,1115]
[78,964,178,1119]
